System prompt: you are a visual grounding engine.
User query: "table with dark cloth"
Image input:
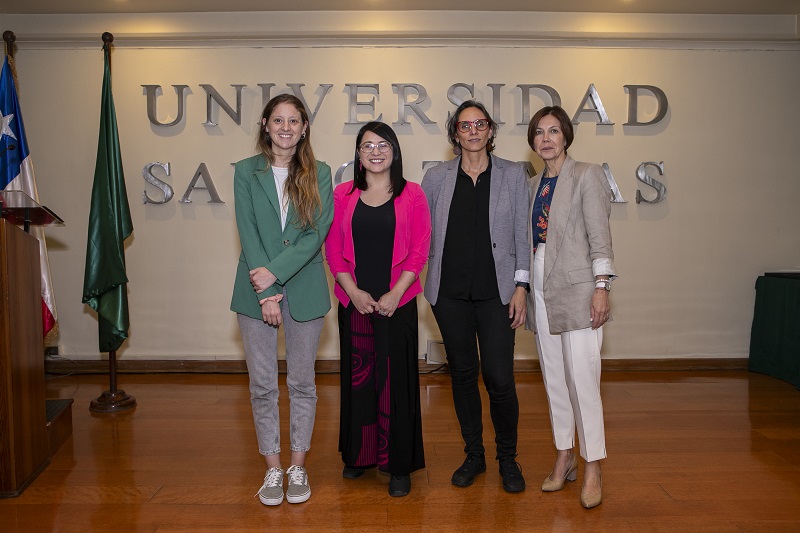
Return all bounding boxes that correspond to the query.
[749,273,800,388]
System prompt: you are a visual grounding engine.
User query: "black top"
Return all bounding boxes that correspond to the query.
[353,197,396,300]
[439,157,499,301]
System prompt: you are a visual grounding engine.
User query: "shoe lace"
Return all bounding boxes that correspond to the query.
[286,465,306,485]
[263,467,283,488]
[501,461,522,476]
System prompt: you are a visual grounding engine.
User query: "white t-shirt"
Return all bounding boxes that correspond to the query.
[272,166,289,230]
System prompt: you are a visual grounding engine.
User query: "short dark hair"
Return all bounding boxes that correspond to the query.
[527,106,574,152]
[351,121,406,199]
[445,100,497,154]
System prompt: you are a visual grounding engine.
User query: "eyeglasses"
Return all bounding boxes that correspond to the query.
[359,141,392,153]
[456,119,491,132]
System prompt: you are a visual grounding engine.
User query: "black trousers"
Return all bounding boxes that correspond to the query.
[432,295,519,461]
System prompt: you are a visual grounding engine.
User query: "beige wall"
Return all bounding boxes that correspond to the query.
[4,11,800,360]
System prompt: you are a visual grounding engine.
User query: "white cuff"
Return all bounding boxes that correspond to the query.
[592,258,617,281]
[514,270,530,283]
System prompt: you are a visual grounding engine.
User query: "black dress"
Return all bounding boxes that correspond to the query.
[338,197,425,475]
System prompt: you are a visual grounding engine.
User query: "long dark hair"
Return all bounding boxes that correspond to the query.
[351,121,406,199]
[256,94,320,229]
[445,99,497,155]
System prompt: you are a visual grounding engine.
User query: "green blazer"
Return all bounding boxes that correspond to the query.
[230,153,333,322]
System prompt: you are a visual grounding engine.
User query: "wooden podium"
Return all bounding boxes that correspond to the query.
[0,218,50,497]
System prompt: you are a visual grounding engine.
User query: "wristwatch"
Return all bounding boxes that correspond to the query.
[515,281,530,293]
[595,280,611,292]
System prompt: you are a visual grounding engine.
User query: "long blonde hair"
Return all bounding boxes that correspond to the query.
[257,94,321,229]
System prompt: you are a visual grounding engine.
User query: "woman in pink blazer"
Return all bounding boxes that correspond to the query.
[325,121,431,497]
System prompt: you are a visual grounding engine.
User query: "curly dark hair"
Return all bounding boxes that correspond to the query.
[445,100,497,155]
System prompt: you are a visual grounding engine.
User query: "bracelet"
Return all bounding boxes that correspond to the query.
[595,280,611,291]
[259,294,284,305]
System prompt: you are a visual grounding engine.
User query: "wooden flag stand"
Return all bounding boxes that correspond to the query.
[90,349,136,413]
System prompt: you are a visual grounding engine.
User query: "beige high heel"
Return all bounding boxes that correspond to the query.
[580,471,602,509]
[541,453,578,492]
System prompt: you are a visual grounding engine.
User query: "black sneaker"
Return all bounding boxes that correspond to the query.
[499,460,526,493]
[388,474,411,497]
[451,453,486,487]
[342,466,366,479]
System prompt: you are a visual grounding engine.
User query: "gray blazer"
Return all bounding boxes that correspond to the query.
[525,155,616,334]
[421,153,530,306]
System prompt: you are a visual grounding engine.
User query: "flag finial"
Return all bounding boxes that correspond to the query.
[102,32,114,45]
[3,30,15,58]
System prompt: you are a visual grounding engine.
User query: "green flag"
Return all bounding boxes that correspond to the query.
[82,42,133,353]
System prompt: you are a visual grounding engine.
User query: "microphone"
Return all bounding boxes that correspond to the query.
[0,144,15,158]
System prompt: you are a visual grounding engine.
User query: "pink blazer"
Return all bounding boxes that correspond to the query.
[325,181,431,308]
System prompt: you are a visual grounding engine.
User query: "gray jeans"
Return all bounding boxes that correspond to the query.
[237,305,323,455]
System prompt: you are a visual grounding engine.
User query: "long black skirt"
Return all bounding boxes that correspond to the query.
[338,298,425,475]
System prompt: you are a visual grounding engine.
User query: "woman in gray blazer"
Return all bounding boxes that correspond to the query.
[421,100,530,493]
[526,105,617,509]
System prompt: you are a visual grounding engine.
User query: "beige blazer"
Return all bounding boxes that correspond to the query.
[525,155,616,334]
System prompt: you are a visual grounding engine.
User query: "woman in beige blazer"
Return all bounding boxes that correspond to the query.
[525,106,617,509]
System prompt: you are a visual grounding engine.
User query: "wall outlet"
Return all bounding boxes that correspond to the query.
[425,339,447,365]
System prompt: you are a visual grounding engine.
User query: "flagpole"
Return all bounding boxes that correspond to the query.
[88,32,136,414]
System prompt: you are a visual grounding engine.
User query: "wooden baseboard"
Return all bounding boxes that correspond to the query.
[44,357,748,375]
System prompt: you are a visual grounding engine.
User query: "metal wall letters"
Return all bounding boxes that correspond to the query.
[142,81,670,205]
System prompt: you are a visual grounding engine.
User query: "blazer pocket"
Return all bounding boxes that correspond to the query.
[568,267,594,285]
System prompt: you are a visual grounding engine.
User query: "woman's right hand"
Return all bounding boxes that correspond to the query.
[261,300,282,326]
[250,267,277,293]
[348,288,378,315]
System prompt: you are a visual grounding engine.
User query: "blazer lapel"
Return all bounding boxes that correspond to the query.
[436,159,459,250]
[488,154,503,235]
[255,161,281,222]
[543,156,576,280]
[342,188,360,264]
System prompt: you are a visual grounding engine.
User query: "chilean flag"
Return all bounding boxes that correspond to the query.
[1,55,57,337]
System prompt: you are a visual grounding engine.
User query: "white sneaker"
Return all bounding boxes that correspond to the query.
[285,465,311,504]
[256,467,284,506]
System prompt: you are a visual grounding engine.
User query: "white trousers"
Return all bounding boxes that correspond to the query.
[533,243,607,462]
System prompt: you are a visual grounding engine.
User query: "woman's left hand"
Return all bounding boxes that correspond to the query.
[590,289,610,329]
[376,290,402,318]
[250,267,277,293]
[509,287,527,329]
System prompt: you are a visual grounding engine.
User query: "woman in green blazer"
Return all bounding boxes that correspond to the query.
[231,94,333,507]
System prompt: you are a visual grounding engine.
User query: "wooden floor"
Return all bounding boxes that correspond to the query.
[2,370,800,532]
